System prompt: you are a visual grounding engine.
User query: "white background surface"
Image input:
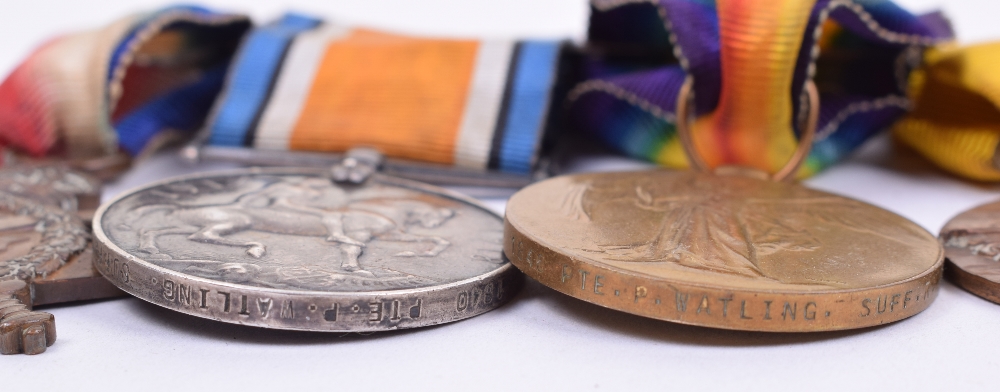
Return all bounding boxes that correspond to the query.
[3,1,1000,390]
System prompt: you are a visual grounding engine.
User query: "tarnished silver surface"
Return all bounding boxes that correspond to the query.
[93,168,520,331]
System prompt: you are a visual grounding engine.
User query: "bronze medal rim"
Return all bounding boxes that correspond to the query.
[503,171,944,332]
[943,257,1000,304]
[941,200,1000,304]
[92,167,520,332]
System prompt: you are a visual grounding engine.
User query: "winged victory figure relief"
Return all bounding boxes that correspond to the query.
[563,172,931,283]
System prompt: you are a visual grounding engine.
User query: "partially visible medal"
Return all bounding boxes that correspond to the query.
[940,200,1000,303]
[0,158,128,354]
[503,79,944,332]
[93,157,520,331]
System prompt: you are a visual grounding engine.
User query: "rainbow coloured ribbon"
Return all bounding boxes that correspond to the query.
[3,1,1000,181]
[571,0,953,177]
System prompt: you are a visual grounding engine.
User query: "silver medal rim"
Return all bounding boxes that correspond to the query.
[92,167,520,332]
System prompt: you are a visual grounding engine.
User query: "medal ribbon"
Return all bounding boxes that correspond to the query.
[0,5,250,159]
[893,42,1000,181]
[571,0,952,177]
[205,21,563,174]
[2,2,1000,180]
[0,7,564,175]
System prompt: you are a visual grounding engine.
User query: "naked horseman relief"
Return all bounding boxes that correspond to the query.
[100,171,504,292]
[95,168,518,331]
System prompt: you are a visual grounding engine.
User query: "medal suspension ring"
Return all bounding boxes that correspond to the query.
[503,77,943,332]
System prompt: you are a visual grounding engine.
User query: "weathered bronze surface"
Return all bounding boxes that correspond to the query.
[504,170,943,332]
[1,280,54,355]
[0,165,126,355]
[32,248,125,306]
[940,200,1000,303]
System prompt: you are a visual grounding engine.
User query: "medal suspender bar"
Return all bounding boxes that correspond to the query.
[0,8,573,351]
[85,16,574,333]
[184,15,572,189]
[1,0,998,352]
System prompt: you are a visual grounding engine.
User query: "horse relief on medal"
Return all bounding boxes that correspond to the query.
[93,169,519,332]
[99,172,503,292]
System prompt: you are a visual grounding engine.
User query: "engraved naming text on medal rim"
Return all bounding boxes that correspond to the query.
[93,168,519,331]
[94,239,519,329]
[503,170,944,332]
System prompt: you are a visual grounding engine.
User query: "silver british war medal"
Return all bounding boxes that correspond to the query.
[93,151,520,331]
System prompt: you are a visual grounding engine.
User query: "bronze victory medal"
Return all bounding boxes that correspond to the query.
[504,170,943,332]
[93,168,520,331]
[940,200,1000,304]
